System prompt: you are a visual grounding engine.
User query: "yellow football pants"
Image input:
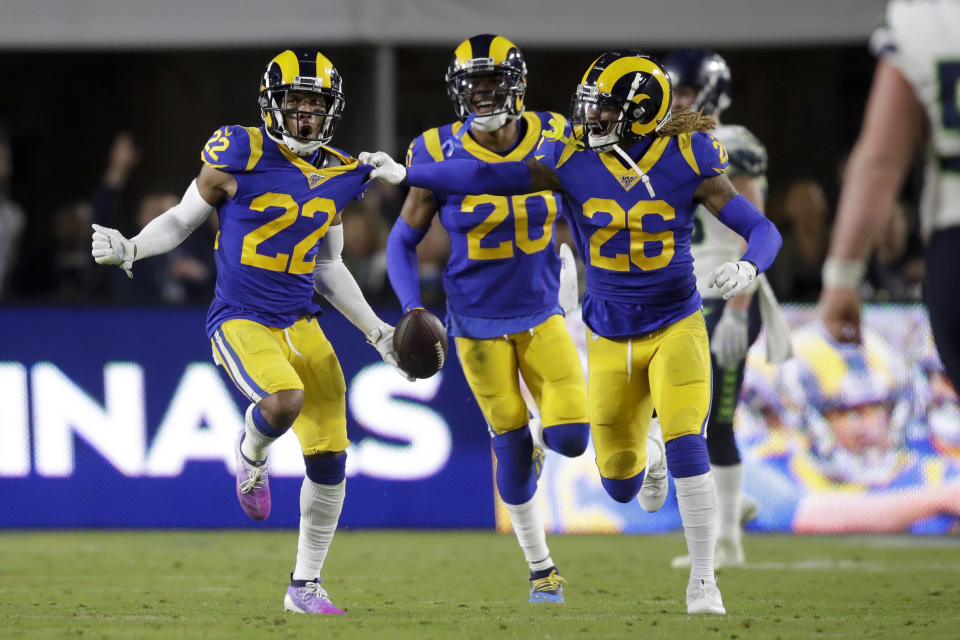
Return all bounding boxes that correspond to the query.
[587,310,711,479]
[455,314,588,435]
[211,316,348,454]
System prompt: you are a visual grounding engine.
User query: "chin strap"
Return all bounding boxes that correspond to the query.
[611,144,655,197]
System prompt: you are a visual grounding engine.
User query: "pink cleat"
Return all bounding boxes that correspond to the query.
[235,430,271,521]
[284,579,346,615]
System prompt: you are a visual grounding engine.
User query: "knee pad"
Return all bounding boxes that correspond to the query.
[303,453,347,485]
[664,433,710,479]
[543,422,589,457]
[600,472,645,503]
[595,439,645,480]
[480,394,529,434]
[492,427,536,505]
[543,381,588,423]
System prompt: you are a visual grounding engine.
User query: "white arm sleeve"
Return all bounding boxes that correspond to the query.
[131,180,215,261]
[313,224,383,336]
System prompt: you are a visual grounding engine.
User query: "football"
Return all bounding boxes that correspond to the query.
[393,308,448,379]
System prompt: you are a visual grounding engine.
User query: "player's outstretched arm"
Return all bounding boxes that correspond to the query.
[90,164,229,278]
[818,60,925,343]
[696,173,782,300]
[385,186,437,313]
[313,216,413,380]
[359,151,562,194]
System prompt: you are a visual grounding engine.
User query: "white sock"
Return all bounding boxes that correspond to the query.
[675,472,718,583]
[646,422,664,471]
[503,495,554,572]
[293,478,345,581]
[241,403,277,463]
[712,463,743,543]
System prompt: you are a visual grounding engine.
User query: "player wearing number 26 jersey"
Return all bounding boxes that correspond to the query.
[92,48,409,616]
[365,50,782,615]
[386,34,589,603]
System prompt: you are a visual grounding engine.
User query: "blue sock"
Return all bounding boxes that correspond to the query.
[542,422,590,457]
[665,433,711,478]
[492,427,537,505]
[252,405,288,439]
[600,472,645,503]
[303,453,347,485]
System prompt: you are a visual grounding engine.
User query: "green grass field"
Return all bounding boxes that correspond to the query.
[2,531,958,639]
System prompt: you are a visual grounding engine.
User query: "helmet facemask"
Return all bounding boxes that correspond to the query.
[569,83,670,152]
[259,78,345,156]
[569,86,627,151]
[447,64,525,133]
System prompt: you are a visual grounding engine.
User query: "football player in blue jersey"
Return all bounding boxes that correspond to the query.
[386,34,612,604]
[363,50,782,615]
[91,48,408,615]
[662,49,791,569]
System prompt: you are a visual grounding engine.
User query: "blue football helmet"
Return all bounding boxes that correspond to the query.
[662,49,731,117]
[446,34,527,132]
[258,48,345,155]
[569,50,673,151]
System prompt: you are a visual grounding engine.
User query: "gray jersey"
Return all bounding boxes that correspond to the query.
[691,124,768,298]
[874,0,960,238]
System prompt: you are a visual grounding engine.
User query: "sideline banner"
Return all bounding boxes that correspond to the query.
[3,304,957,532]
[497,304,960,535]
[0,307,494,528]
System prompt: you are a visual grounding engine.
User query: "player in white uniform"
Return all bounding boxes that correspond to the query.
[663,49,791,568]
[820,0,960,397]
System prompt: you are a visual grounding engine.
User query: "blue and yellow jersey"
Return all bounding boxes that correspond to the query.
[406,111,564,332]
[536,121,729,338]
[200,125,371,337]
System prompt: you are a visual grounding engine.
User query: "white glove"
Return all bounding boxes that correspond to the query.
[708,260,757,300]
[358,151,407,186]
[710,307,749,368]
[91,223,134,278]
[558,242,579,313]
[366,323,414,381]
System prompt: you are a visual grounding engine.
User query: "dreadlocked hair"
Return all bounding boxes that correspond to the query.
[656,109,717,137]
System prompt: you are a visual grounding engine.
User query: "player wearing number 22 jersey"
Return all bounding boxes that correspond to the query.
[367,50,782,615]
[91,48,408,616]
[386,34,590,604]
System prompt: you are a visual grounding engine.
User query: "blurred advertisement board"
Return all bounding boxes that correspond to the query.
[0,307,494,528]
[3,304,957,533]
[497,304,960,535]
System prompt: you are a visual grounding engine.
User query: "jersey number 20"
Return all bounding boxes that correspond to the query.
[462,191,559,260]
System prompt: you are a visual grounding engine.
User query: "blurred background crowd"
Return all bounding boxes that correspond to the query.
[0,22,927,310]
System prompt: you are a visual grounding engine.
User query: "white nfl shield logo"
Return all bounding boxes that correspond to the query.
[309,173,324,188]
[619,175,638,189]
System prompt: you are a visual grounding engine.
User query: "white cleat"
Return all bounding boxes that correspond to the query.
[716,535,745,568]
[637,427,668,512]
[740,493,758,527]
[671,535,745,570]
[686,578,726,615]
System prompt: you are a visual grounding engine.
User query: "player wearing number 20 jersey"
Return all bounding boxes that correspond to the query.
[386,34,589,604]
